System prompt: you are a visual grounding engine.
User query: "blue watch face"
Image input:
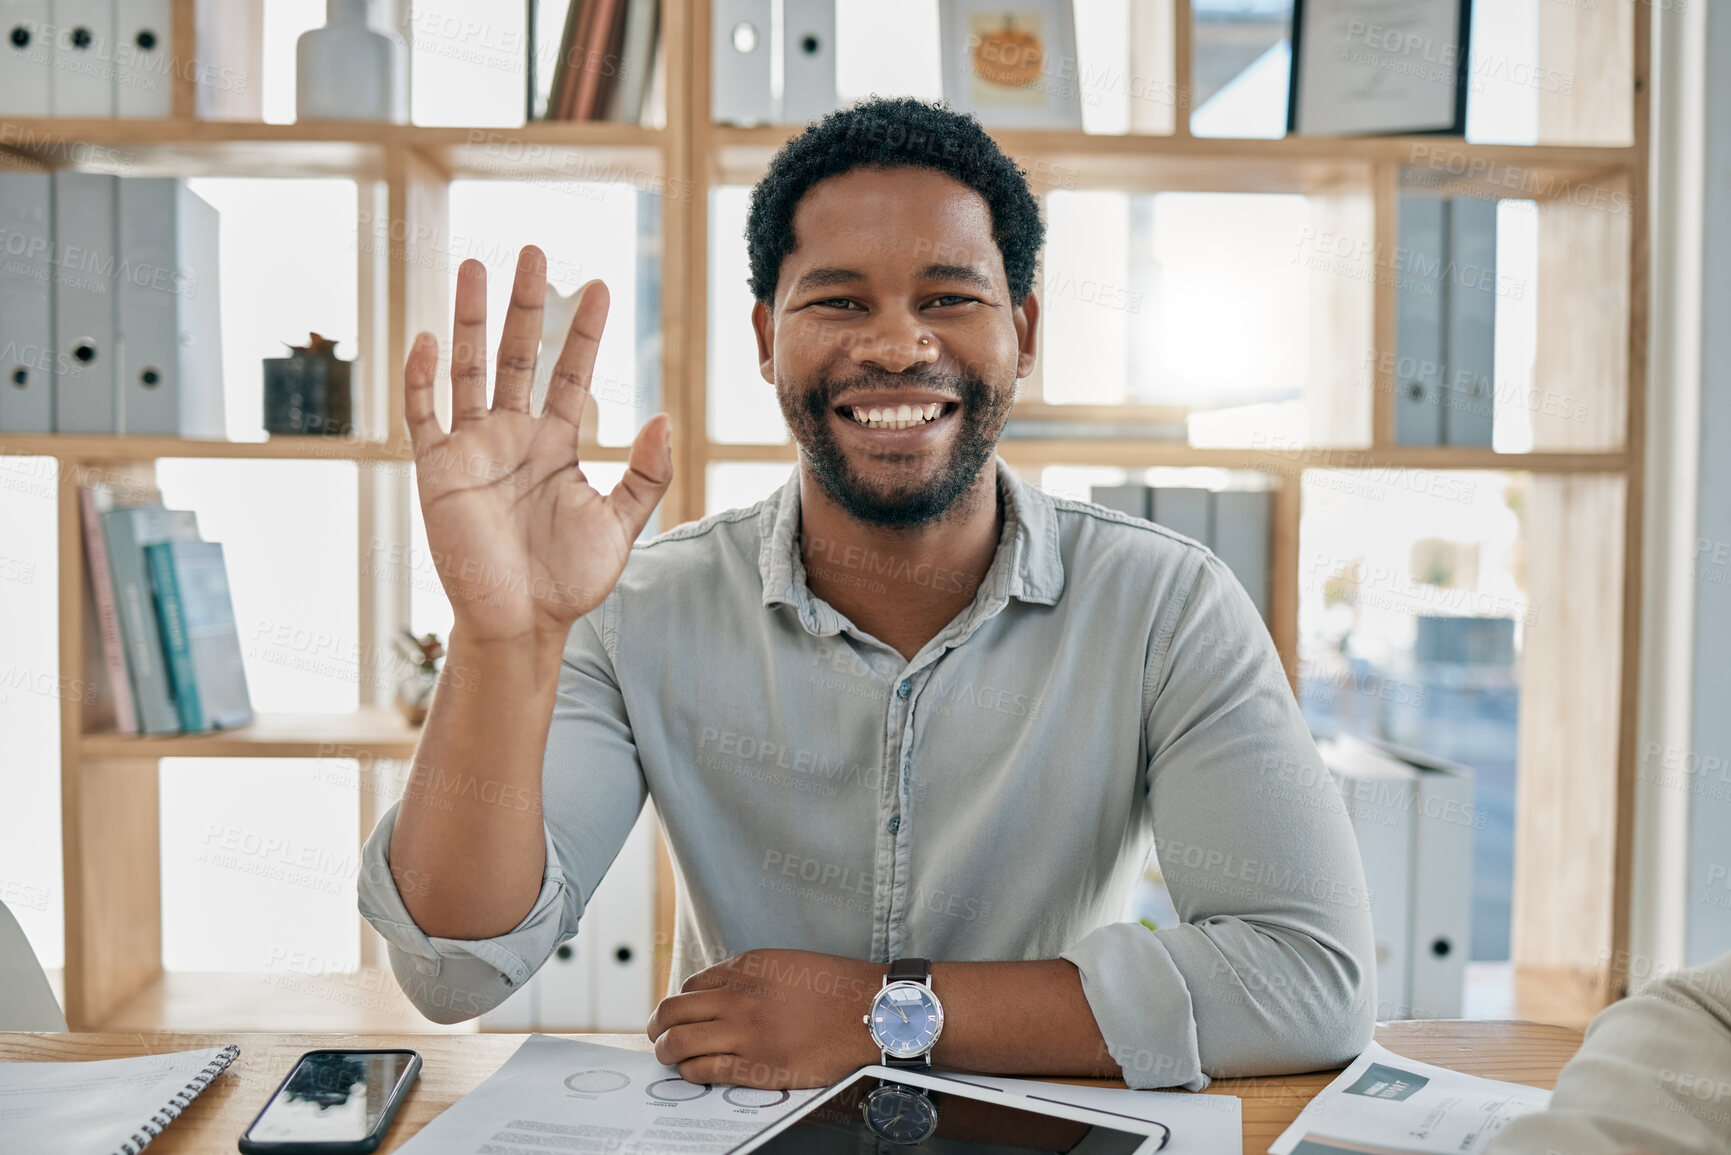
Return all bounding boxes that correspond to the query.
[863,1084,939,1143]
[869,982,942,1056]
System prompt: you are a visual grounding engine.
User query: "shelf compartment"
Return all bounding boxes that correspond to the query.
[710,124,1638,191]
[0,119,665,180]
[0,433,415,463]
[79,706,422,759]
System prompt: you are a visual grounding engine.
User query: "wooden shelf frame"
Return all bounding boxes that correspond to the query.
[3,0,1649,1029]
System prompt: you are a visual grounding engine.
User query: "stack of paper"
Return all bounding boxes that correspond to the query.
[1271,1042,1552,1154]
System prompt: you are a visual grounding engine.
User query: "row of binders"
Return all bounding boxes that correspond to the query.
[1316,732,1474,1020]
[1394,195,1497,447]
[80,482,253,736]
[540,0,663,122]
[0,0,176,117]
[1091,484,1273,621]
[0,171,225,436]
[479,809,659,1032]
[710,0,838,127]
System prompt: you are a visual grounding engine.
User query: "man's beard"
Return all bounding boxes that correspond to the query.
[777,363,1014,529]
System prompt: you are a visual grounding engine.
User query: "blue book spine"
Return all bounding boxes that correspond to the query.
[146,542,204,733]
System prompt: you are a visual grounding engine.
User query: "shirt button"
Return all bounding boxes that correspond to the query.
[887,815,901,835]
[897,679,912,699]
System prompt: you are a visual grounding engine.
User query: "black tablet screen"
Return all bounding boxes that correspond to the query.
[742,1074,1158,1153]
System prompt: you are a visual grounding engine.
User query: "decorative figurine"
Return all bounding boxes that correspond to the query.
[393,629,444,726]
[263,332,355,436]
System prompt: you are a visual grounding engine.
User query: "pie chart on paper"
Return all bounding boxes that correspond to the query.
[564,1069,631,1094]
[647,1077,712,1102]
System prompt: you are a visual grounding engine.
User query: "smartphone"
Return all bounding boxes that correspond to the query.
[238,1049,421,1154]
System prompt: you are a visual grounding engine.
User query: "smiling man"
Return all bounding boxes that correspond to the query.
[358,96,1375,1092]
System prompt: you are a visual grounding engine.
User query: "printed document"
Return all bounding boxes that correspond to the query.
[1270,1041,1553,1154]
[395,1035,823,1153]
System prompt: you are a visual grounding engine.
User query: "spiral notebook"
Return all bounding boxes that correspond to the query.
[0,1043,240,1155]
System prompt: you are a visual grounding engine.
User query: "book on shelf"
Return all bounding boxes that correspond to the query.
[146,539,254,733]
[102,500,201,735]
[79,485,138,735]
[572,0,625,121]
[539,0,660,123]
[84,485,254,737]
[606,0,660,123]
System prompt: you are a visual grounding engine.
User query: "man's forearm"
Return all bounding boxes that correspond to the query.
[929,959,1119,1077]
[650,950,1121,1088]
[387,624,566,940]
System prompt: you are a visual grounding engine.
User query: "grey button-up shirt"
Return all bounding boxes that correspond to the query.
[359,458,1376,1090]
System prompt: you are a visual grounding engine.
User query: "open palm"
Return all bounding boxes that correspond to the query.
[403,245,672,643]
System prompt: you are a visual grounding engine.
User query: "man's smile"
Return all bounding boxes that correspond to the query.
[828,395,961,447]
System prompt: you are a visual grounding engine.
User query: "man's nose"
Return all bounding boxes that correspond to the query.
[847,314,939,375]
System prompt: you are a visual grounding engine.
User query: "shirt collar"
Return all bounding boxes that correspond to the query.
[758,457,1065,632]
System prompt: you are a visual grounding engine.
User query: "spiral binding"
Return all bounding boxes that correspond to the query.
[114,1043,241,1155]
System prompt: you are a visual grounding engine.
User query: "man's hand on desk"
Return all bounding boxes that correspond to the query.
[645,951,1123,1089]
[647,949,886,1089]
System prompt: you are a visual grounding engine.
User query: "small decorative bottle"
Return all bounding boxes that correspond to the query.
[295,0,407,123]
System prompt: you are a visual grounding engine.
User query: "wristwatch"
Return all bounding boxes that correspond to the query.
[863,957,944,1068]
[861,1080,940,1144]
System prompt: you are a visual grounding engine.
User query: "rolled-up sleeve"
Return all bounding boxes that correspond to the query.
[357,598,650,1024]
[1061,549,1377,1090]
[357,804,575,1023]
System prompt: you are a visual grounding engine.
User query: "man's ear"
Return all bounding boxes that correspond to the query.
[1013,290,1039,380]
[752,300,775,384]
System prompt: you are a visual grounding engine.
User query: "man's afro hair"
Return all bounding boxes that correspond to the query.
[744,96,1046,308]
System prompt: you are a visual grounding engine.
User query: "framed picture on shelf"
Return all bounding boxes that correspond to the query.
[1287,0,1472,137]
[938,0,1084,130]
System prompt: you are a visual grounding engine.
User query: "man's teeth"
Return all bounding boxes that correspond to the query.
[847,403,945,430]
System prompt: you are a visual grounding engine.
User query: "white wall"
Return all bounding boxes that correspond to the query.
[1635,0,1731,972]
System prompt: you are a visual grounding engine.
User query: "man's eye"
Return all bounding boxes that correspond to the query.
[812,298,858,310]
[931,294,973,306]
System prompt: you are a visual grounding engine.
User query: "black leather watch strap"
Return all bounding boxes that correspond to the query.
[886,957,930,984]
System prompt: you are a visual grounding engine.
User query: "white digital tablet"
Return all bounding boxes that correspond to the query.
[727,1065,1171,1153]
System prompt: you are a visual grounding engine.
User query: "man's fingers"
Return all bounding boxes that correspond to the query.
[541,279,608,446]
[605,413,674,539]
[403,332,444,452]
[675,1055,765,1088]
[450,259,490,429]
[652,1020,739,1068]
[678,958,733,995]
[646,988,725,1039]
[492,246,546,414]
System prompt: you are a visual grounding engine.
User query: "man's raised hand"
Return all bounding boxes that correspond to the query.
[402,244,672,644]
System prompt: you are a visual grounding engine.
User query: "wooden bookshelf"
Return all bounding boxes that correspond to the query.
[0,433,412,462]
[78,707,422,759]
[0,0,1649,1031]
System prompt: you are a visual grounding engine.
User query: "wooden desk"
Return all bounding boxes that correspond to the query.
[0,1020,1582,1154]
